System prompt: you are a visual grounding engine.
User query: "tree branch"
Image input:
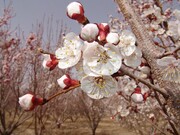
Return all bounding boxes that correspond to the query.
[42,84,80,105]
[120,66,169,99]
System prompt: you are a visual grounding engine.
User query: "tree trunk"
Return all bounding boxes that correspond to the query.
[115,0,180,133]
[115,0,180,113]
[92,128,96,135]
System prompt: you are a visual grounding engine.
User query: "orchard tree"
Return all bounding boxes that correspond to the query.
[18,1,180,135]
[0,6,33,135]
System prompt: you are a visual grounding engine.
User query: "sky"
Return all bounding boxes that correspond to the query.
[0,0,119,39]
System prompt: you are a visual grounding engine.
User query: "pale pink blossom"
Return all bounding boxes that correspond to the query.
[83,42,122,76]
[55,33,83,69]
[81,76,118,99]
[157,56,180,83]
[118,30,136,56]
[124,46,142,68]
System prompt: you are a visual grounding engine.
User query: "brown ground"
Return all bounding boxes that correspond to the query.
[14,117,135,135]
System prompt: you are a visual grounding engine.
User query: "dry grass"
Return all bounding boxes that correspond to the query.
[14,117,135,135]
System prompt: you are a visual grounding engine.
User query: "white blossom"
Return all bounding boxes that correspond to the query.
[138,66,151,77]
[117,76,137,96]
[118,30,136,56]
[55,33,83,69]
[83,42,122,76]
[80,23,99,42]
[106,32,119,45]
[157,56,180,83]
[124,46,142,68]
[81,76,118,99]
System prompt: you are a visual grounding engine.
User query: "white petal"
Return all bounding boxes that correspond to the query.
[80,23,99,42]
[87,92,104,99]
[67,2,82,17]
[124,56,141,68]
[106,32,119,45]
[81,76,118,99]
[42,54,51,69]
[19,94,33,110]
[157,56,176,67]
[131,93,144,103]
[57,75,68,89]
[121,45,136,56]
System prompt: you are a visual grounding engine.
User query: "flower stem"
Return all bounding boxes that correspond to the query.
[38,48,54,56]
[42,84,80,105]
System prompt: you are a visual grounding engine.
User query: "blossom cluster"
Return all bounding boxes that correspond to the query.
[19,2,180,110]
[42,1,146,100]
[18,1,156,110]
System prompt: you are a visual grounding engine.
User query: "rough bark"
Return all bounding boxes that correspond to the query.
[115,0,180,105]
[115,0,180,132]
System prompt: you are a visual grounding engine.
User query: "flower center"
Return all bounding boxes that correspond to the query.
[94,77,106,89]
[97,51,110,63]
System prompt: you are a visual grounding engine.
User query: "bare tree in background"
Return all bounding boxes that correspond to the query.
[77,92,107,135]
[0,6,33,135]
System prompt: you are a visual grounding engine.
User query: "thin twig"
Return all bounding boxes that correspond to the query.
[42,84,80,105]
[120,66,169,99]
[157,46,180,58]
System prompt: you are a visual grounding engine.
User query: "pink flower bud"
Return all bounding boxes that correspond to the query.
[97,23,110,42]
[57,74,79,89]
[19,94,44,111]
[67,2,86,24]
[106,32,120,45]
[80,23,99,42]
[42,54,59,71]
[131,87,144,103]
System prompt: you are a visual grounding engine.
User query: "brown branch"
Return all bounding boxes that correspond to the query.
[120,66,169,99]
[157,46,180,59]
[42,84,80,105]
[37,48,54,56]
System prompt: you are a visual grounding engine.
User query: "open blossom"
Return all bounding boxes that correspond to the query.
[138,65,151,77]
[157,56,180,83]
[118,30,136,56]
[97,23,110,42]
[66,2,87,24]
[19,94,44,111]
[81,75,118,99]
[106,32,119,45]
[55,33,83,69]
[80,23,99,42]
[166,10,180,40]
[57,74,79,89]
[83,42,122,76]
[117,76,137,96]
[141,5,165,25]
[124,46,142,68]
[42,54,58,71]
[67,59,86,80]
